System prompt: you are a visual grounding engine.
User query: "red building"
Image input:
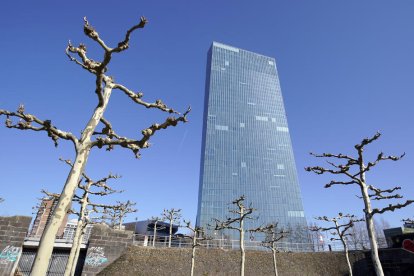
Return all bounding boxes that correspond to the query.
[29,196,68,238]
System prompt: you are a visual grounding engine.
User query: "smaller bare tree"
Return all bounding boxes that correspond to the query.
[183,220,209,276]
[251,223,288,276]
[162,208,182,248]
[348,220,369,250]
[103,200,137,229]
[402,218,414,224]
[66,169,121,275]
[308,222,326,251]
[40,177,121,276]
[312,213,363,276]
[306,132,413,276]
[149,216,165,247]
[212,195,268,276]
[373,218,389,248]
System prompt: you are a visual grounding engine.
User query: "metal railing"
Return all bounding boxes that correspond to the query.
[132,234,389,253]
[24,233,90,244]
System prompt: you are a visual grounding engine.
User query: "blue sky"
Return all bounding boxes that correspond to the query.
[0,1,413,230]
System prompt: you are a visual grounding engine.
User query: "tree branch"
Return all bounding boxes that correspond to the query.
[112,16,148,53]
[112,83,178,114]
[366,185,402,200]
[310,152,358,163]
[371,200,414,216]
[82,17,111,53]
[402,218,414,224]
[0,106,78,147]
[364,152,405,173]
[91,106,191,158]
[354,132,381,150]
[83,16,147,70]
[92,117,121,139]
[324,180,359,188]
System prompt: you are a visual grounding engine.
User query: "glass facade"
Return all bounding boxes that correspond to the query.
[196,42,309,243]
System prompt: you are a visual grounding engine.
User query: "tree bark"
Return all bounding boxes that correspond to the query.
[64,219,84,276]
[240,219,245,276]
[341,238,352,276]
[190,236,196,276]
[272,248,278,276]
[168,221,172,248]
[72,231,85,275]
[153,221,158,247]
[31,150,89,276]
[119,215,123,229]
[65,190,89,276]
[360,182,383,276]
[31,83,113,276]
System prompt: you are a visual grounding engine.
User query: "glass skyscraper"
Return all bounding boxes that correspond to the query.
[196,42,309,243]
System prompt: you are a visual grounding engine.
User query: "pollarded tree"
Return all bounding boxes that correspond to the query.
[183,220,209,276]
[251,223,288,276]
[40,183,121,276]
[149,216,166,247]
[312,213,363,276]
[103,200,137,229]
[308,222,326,251]
[162,208,182,248]
[57,159,122,276]
[348,220,370,250]
[0,16,189,275]
[306,132,413,276]
[402,218,414,224]
[212,195,268,276]
[68,202,122,276]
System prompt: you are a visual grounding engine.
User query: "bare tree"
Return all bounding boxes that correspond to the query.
[149,216,165,247]
[312,213,363,276]
[212,195,267,276]
[308,221,326,251]
[0,198,4,204]
[402,218,414,224]
[57,159,121,276]
[183,220,209,276]
[306,132,414,276]
[374,218,389,248]
[102,200,137,229]
[0,16,190,274]
[68,202,121,276]
[40,186,120,276]
[348,220,370,250]
[162,208,182,247]
[348,218,389,250]
[251,223,288,276]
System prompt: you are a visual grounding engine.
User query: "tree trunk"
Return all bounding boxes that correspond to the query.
[153,221,157,247]
[360,183,384,276]
[31,149,90,276]
[272,248,278,276]
[64,219,84,276]
[65,191,89,276]
[341,238,352,276]
[31,83,113,276]
[119,215,123,230]
[168,221,173,248]
[190,236,196,276]
[240,221,245,276]
[72,231,85,275]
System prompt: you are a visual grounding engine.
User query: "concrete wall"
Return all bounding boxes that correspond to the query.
[81,224,134,276]
[99,246,365,276]
[0,216,31,276]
